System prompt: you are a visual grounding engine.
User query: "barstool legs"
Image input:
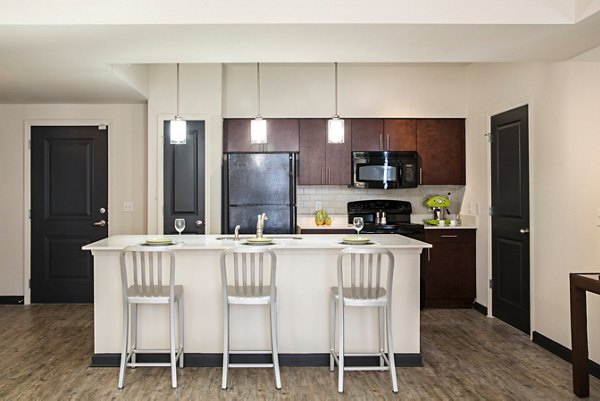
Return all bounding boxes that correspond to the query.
[179,295,184,368]
[386,305,399,393]
[270,297,282,389]
[169,302,177,388]
[222,304,229,390]
[329,294,335,372]
[118,302,129,389]
[337,299,345,393]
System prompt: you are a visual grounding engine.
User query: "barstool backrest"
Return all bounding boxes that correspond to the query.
[120,246,176,300]
[221,247,277,298]
[337,247,395,300]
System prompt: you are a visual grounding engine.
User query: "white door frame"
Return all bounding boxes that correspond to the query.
[23,120,112,305]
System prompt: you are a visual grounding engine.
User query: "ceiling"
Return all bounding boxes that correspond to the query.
[1,0,600,104]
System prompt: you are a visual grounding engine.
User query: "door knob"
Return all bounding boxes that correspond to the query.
[94,220,107,227]
[195,220,203,227]
[519,228,529,234]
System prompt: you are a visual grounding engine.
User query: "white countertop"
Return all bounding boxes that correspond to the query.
[82,234,431,252]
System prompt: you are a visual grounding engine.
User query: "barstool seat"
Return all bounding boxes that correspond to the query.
[118,245,184,389]
[329,247,398,393]
[221,246,281,390]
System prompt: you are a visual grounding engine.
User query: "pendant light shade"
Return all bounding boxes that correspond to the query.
[328,62,345,144]
[251,62,268,144]
[170,63,187,145]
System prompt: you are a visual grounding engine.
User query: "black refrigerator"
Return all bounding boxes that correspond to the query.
[223,153,297,234]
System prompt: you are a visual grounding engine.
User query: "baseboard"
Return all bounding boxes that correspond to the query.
[0,296,24,305]
[472,302,487,316]
[532,331,600,379]
[91,352,422,368]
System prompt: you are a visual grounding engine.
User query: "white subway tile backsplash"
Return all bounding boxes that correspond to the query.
[297,185,465,215]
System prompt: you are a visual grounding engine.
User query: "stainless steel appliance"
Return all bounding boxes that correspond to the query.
[347,199,426,307]
[352,151,418,189]
[223,153,297,234]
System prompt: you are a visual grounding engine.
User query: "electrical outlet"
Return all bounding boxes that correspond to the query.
[315,201,322,211]
[123,201,134,213]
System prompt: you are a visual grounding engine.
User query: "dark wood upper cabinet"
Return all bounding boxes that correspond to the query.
[299,119,326,184]
[384,119,417,151]
[351,119,384,151]
[266,119,299,152]
[223,119,262,152]
[299,118,352,185]
[223,118,299,153]
[416,119,465,185]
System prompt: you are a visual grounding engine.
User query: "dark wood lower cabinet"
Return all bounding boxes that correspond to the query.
[424,229,476,308]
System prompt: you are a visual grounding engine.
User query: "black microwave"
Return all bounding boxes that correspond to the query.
[352,151,419,189]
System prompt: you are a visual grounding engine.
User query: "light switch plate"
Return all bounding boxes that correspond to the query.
[597,208,600,226]
[123,201,134,213]
[315,201,322,211]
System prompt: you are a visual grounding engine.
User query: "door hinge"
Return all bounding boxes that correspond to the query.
[487,132,494,143]
[28,209,31,219]
[489,279,493,289]
[28,139,31,150]
[489,206,494,216]
[29,279,31,289]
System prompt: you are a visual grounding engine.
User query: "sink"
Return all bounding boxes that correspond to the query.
[216,236,302,240]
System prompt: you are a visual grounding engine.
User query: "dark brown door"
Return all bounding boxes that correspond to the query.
[383,119,416,151]
[31,126,108,303]
[299,119,326,184]
[491,105,530,334]
[351,119,384,151]
[266,119,299,152]
[164,120,205,234]
[416,119,465,185]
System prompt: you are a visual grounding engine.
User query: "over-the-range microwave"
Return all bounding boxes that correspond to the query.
[352,151,419,189]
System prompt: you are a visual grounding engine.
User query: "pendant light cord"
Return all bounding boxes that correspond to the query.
[334,62,339,118]
[256,62,261,118]
[176,63,181,116]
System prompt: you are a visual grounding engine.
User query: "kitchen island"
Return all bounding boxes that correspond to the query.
[83,234,430,366]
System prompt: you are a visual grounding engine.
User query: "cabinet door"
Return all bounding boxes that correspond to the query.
[424,229,475,307]
[351,119,384,151]
[299,119,326,185]
[223,119,263,152]
[267,119,300,152]
[326,119,352,185]
[416,119,465,185]
[384,119,416,151]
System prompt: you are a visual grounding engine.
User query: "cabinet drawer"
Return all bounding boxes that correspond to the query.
[425,229,475,244]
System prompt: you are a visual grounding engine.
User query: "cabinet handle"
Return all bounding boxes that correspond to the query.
[327,168,331,184]
[379,134,383,150]
[427,248,430,262]
[441,235,458,238]
[322,167,325,185]
[386,134,390,150]
[419,168,423,185]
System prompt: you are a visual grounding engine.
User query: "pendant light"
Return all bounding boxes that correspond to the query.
[327,62,345,144]
[250,62,267,144]
[170,63,186,144]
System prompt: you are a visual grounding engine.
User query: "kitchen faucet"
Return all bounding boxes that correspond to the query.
[256,213,268,238]
[233,225,241,241]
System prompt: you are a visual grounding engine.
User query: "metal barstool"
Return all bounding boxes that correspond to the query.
[329,247,398,393]
[221,246,281,390]
[117,245,184,389]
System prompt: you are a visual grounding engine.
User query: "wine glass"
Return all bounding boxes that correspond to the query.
[174,219,185,235]
[352,217,364,237]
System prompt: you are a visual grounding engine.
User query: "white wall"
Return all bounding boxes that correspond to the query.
[146,64,223,234]
[466,62,600,362]
[0,104,147,296]
[223,63,467,118]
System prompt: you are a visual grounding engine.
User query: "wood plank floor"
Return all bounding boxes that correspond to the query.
[1,305,598,400]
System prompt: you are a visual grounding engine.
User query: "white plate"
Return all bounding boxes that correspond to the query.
[245,237,273,244]
[144,238,174,245]
[341,236,370,244]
